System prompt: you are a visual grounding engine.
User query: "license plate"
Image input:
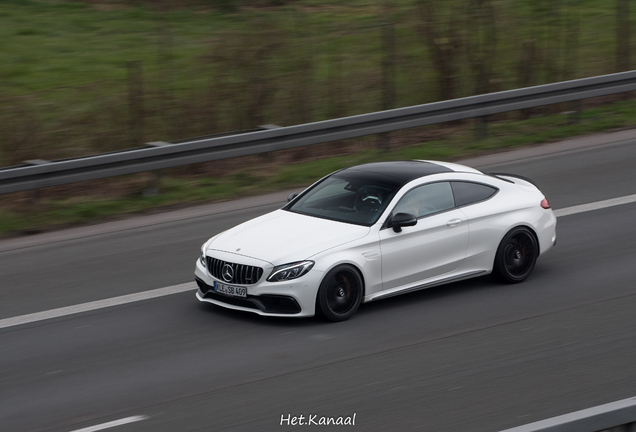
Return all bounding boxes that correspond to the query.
[214,281,247,298]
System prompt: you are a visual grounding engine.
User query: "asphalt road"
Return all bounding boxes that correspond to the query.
[1,130,636,432]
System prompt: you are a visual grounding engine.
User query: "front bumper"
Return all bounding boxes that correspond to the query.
[194,258,322,317]
[196,277,302,314]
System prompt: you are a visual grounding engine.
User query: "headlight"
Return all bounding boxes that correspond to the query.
[267,261,314,282]
[200,244,207,268]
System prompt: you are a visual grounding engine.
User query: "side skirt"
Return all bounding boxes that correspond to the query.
[369,270,488,301]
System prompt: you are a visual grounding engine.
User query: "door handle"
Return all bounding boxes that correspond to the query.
[446,218,462,227]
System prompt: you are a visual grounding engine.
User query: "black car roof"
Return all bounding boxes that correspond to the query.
[335,161,453,188]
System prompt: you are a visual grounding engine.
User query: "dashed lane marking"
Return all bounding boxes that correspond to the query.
[1,194,636,330]
[554,193,636,217]
[0,283,195,329]
[69,415,149,432]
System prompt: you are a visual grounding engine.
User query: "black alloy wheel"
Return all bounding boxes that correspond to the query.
[493,227,538,283]
[317,265,363,322]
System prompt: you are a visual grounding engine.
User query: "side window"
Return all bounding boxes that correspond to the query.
[393,182,455,218]
[451,181,498,207]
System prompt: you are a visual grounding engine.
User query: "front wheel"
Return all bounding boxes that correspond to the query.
[493,227,538,283]
[317,265,363,322]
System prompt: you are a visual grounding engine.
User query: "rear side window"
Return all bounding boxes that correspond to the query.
[393,182,455,218]
[451,182,498,207]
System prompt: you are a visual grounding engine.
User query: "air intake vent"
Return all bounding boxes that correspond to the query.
[206,257,264,285]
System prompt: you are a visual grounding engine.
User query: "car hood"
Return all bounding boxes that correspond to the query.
[208,209,370,265]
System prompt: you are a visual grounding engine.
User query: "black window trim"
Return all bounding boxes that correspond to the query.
[382,180,500,230]
[451,180,500,209]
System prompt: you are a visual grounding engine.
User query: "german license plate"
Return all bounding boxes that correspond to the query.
[214,281,247,298]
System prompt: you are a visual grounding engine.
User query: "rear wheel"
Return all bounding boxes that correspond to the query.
[493,227,538,283]
[317,265,363,322]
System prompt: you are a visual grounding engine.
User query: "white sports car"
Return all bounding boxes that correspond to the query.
[195,160,556,321]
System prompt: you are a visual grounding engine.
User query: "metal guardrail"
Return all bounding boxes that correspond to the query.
[2,70,636,194]
[498,397,636,432]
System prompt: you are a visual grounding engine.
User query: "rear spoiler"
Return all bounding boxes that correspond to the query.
[488,172,539,188]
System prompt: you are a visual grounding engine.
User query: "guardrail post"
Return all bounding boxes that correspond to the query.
[144,142,170,196]
[568,99,581,125]
[257,125,280,161]
[23,159,49,201]
[476,116,489,140]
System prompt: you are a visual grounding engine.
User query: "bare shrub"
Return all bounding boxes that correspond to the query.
[206,23,282,131]
[417,0,464,101]
[0,97,42,166]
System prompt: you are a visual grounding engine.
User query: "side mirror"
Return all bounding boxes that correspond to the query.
[287,192,299,203]
[391,213,417,233]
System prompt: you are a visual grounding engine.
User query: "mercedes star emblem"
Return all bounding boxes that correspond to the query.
[222,264,234,282]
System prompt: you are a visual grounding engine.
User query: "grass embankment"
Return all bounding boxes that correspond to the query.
[2,99,636,236]
[0,0,626,164]
[0,0,634,235]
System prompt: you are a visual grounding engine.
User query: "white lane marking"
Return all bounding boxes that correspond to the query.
[69,415,149,432]
[1,194,635,330]
[0,282,195,330]
[554,193,636,217]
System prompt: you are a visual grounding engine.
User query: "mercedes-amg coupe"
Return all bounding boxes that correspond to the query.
[195,160,557,321]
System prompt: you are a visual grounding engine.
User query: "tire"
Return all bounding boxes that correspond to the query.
[317,265,363,322]
[493,227,538,283]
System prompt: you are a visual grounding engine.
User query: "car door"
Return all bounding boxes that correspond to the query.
[379,181,469,291]
[450,180,500,259]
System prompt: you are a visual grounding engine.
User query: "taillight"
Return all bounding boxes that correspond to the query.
[540,198,551,209]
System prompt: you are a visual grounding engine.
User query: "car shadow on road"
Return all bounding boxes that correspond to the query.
[357,276,497,315]
[195,301,324,329]
[190,260,558,327]
[192,275,510,328]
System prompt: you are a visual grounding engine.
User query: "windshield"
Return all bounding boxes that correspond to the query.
[284,174,400,226]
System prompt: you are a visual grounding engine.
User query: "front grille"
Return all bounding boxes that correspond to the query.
[206,256,264,285]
